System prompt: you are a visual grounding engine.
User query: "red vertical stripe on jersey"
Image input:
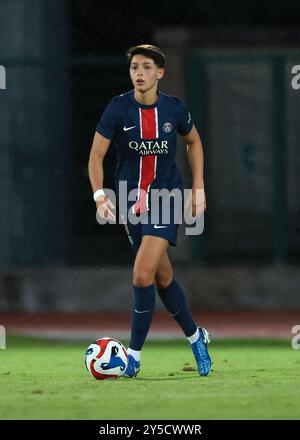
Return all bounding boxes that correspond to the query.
[141,108,157,139]
[133,108,158,215]
[140,155,156,195]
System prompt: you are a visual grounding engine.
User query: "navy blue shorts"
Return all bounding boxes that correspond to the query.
[120,196,182,253]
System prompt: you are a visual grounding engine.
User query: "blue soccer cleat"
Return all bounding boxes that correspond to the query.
[123,354,140,378]
[190,327,212,376]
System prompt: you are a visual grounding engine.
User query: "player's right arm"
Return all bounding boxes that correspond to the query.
[88,132,115,221]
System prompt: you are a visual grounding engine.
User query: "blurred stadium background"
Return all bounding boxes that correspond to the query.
[0,0,300,341]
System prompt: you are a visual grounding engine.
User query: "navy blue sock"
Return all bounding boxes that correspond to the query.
[157,278,197,337]
[129,284,156,351]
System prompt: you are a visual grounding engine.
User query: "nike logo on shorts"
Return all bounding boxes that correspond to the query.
[154,224,167,229]
[123,125,136,131]
[134,309,149,314]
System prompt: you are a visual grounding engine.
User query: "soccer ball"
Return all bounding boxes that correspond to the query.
[85,337,128,380]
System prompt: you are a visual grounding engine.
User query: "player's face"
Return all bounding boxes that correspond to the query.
[130,55,164,93]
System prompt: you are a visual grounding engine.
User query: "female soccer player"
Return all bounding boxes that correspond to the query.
[88,44,211,377]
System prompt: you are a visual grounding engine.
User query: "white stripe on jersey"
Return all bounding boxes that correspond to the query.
[139,108,143,138]
[154,107,159,138]
[137,156,143,201]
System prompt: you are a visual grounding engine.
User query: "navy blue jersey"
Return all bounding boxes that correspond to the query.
[96,89,193,214]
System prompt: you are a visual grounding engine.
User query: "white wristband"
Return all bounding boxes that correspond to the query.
[93,189,105,202]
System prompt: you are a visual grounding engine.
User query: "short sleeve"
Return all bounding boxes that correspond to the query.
[96,98,119,140]
[177,101,193,136]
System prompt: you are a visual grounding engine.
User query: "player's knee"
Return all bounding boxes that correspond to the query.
[133,268,154,287]
[155,273,173,290]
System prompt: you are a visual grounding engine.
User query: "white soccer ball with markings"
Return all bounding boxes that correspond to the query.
[85,337,128,380]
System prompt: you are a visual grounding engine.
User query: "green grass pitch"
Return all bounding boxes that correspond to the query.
[0,336,299,420]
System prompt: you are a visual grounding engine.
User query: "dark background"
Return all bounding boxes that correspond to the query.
[71,0,300,55]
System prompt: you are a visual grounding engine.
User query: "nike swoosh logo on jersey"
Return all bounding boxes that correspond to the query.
[154,224,167,229]
[123,125,136,131]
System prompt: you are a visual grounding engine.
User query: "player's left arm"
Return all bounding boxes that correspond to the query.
[182,125,206,216]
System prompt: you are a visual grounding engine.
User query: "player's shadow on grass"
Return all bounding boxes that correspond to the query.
[122,374,208,381]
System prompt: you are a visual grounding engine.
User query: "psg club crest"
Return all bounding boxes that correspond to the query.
[163,122,172,133]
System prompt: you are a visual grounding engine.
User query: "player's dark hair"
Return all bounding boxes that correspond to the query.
[126,44,165,68]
